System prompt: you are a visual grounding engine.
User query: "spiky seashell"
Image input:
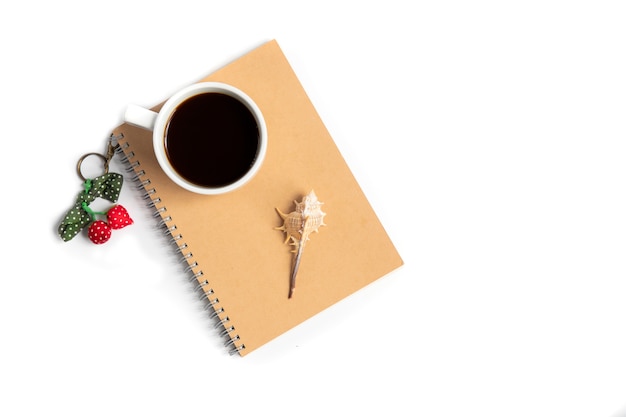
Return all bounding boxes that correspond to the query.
[276,190,326,298]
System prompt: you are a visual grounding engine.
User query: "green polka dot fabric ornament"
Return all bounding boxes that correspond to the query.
[58,139,133,244]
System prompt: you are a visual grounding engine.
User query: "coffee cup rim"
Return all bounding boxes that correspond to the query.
[153,82,267,195]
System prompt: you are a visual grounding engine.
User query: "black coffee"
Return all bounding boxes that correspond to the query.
[164,92,260,188]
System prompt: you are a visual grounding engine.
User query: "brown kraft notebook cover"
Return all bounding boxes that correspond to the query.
[113,40,403,356]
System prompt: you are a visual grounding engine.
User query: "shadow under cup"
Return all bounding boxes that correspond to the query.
[163,92,261,189]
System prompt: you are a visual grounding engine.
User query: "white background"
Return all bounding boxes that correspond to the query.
[1,1,626,416]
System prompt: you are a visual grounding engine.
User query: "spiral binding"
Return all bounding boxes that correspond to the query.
[112,133,245,355]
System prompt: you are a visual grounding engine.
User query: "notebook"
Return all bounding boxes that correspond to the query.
[112,40,403,356]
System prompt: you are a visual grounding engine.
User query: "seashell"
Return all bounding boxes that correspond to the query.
[276,190,326,298]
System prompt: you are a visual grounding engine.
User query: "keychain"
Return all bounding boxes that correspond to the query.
[58,137,133,244]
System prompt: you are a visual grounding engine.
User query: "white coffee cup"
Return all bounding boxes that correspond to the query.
[124,82,267,195]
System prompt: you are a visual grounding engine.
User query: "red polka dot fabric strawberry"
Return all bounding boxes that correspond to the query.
[87,220,113,245]
[107,205,133,230]
[58,140,134,244]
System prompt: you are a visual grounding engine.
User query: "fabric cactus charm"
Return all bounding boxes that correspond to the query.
[58,139,133,244]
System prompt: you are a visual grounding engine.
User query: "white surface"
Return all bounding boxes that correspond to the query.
[1,1,626,416]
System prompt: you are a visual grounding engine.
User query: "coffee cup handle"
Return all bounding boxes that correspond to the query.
[124,104,158,131]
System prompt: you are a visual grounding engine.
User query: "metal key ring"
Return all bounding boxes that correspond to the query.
[76,152,109,181]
